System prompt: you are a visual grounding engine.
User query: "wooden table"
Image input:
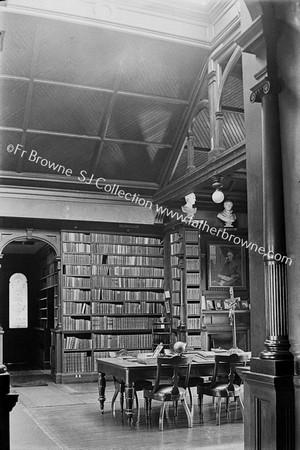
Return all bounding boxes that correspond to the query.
[97,355,218,418]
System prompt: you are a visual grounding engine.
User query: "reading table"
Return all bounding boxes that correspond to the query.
[97,353,221,418]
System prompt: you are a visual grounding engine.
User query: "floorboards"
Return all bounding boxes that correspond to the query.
[10,379,244,450]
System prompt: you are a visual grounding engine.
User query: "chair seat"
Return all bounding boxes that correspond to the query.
[144,385,186,402]
[198,382,241,398]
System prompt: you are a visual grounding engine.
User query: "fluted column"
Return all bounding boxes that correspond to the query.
[250,78,293,361]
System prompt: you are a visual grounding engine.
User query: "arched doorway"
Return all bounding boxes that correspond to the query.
[0,238,58,371]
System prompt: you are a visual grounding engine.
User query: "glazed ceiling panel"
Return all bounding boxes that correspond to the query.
[0,13,37,78]
[20,133,96,176]
[120,35,207,99]
[0,78,29,128]
[0,130,23,171]
[28,83,112,135]
[107,95,186,144]
[98,142,170,183]
[34,19,123,89]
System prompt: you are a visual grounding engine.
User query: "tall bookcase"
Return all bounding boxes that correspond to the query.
[52,230,165,382]
[37,247,58,368]
[168,227,202,349]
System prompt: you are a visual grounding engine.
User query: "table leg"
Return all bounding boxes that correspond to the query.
[98,372,106,414]
[125,384,134,418]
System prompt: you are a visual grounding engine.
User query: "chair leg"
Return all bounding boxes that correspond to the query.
[226,397,230,418]
[120,389,124,413]
[174,400,178,416]
[216,397,222,425]
[182,396,193,428]
[198,394,204,423]
[159,402,166,431]
[188,387,193,408]
[111,389,119,414]
[237,395,244,421]
[135,391,139,410]
[144,397,149,419]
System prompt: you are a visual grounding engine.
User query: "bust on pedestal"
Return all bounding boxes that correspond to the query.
[217,201,236,227]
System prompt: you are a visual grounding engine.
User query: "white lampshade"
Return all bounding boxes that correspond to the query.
[212,189,224,204]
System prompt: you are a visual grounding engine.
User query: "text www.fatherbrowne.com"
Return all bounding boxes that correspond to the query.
[6,143,292,266]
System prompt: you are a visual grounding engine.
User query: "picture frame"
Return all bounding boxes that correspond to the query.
[240,300,249,310]
[206,299,215,310]
[214,299,223,310]
[207,241,247,290]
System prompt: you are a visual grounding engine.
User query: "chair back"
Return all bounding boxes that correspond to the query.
[153,354,193,395]
[210,353,248,390]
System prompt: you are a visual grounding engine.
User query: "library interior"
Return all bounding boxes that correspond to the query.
[0,0,299,449]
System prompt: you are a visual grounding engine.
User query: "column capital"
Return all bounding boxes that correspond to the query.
[250,77,280,103]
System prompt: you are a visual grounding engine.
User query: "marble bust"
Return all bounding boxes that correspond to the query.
[217,200,236,227]
[181,192,197,219]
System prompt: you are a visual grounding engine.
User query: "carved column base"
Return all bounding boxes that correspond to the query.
[243,360,295,450]
[260,336,294,361]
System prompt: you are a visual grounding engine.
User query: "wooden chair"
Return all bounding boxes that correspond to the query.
[111,349,152,414]
[111,377,152,414]
[143,354,193,431]
[197,353,248,425]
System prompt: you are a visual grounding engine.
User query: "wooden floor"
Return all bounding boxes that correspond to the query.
[10,377,244,450]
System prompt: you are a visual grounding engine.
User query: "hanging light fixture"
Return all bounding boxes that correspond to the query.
[211,176,224,204]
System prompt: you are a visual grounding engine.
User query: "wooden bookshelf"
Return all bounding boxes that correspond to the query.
[37,247,58,368]
[168,227,202,349]
[52,230,164,382]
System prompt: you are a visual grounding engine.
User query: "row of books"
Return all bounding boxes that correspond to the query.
[92,302,163,314]
[186,244,199,256]
[186,273,200,285]
[91,289,164,302]
[90,234,162,245]
[91,265,164,277]
[186,260,200,270]
[91,316,154,329]
[92,276,163,289]
[92,333,152,349]
[63,288,91,301]
[64,336,93,350]
[62,317,91,330]
[172,280,180,290]
[64,265,91,276]
[62,243,91,253]
[63,302,91,315]
[170,242,182,255]
[91,244,163,255]
[62,276,91,288]
[62,232,90,242]
[187,303,201,315]
[187,288,200,300]
[171,267,181,278]
[63,352,93,373]
[92,254,164,266]
[170,232,182,243]
[184,231,199,243]
[63,254,91,264]
[187,335,202,348]
[187,317,202,329]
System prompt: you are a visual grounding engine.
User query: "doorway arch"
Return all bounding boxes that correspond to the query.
[0,232,60,370]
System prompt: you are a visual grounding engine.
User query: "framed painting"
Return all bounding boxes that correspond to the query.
[207,242,247,290]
